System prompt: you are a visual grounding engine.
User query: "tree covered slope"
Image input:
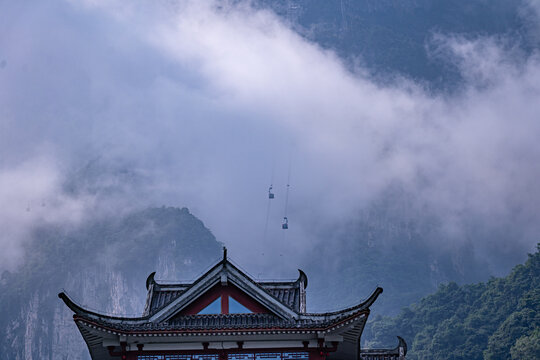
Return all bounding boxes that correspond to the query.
[363,245,540,360]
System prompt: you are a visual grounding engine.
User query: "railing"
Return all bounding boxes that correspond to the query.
[136,352,310,360]
[360,336,407,360]
[359,354,403,360]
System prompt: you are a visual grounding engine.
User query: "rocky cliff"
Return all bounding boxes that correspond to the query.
[0,207,222,360]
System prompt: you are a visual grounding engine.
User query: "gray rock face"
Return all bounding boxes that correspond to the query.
[255,0,536,88]
[0,207,222,360]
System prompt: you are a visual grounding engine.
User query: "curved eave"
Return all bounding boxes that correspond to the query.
[58,292,150,324]
[302,287,382,320]
[60,286,381,326]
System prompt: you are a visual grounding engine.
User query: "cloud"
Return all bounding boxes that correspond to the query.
[526,0,540,19]
[0,156,93,271]
[1,0,539,274]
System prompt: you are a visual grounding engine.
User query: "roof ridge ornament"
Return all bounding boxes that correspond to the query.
[297,270,308,313]
[146,272,156,290]
[297,269,308,289]
[397,336,408,355]
[223,246,227,261]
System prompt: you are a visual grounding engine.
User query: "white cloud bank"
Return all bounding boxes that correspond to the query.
[1,0,539,272]
[0,156,92,270]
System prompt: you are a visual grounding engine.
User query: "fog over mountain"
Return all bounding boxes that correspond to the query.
[259,0,540,89]
[1,0,540,312]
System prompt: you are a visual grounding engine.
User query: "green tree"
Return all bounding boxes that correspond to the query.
[510,329,540,360]
[363,245,540,360]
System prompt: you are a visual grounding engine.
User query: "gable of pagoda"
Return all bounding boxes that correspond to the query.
[174,282,272,315]
[148,256,299,322]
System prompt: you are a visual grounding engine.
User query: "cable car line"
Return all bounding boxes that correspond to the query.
[282,154,292,230]
[268,185,274,199]
[262,158,276,253]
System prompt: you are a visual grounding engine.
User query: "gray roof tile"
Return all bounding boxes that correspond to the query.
[145,280,303,316]
[75,312,353,332]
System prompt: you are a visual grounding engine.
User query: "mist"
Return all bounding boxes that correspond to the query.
[1,0,539,278]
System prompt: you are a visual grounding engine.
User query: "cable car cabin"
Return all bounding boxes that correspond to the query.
[268,186,275,199]
[59,248,407,360]
[282,217,289,229]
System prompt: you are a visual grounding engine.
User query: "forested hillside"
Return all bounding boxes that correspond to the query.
[363,245,540,360]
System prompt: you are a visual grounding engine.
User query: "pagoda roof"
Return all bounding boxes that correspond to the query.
[59,252,383,334]
[58,250,393,360]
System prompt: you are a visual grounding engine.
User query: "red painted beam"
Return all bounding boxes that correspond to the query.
[222,292,229,314]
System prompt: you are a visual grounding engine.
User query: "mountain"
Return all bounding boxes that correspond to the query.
[0,207,222,359]
[302,184,521,315]
[234,0,540,318]
[361,244,540,359]
[2,2,539,358]
[1,204,536,359]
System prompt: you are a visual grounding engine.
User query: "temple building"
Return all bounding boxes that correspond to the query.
[59,248,406,360]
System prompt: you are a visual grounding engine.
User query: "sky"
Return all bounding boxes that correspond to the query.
[1,0,540,275]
